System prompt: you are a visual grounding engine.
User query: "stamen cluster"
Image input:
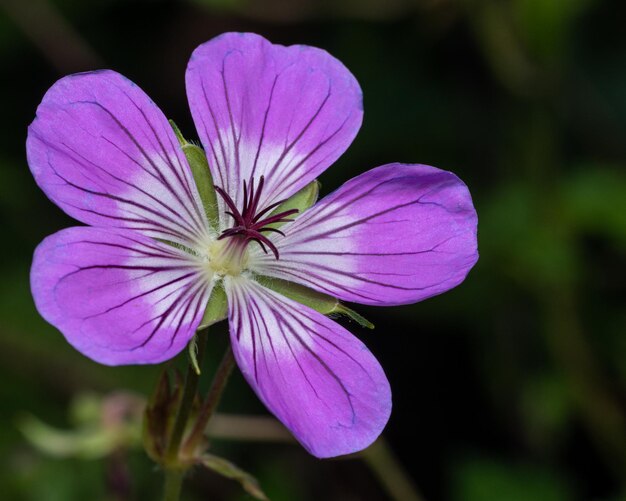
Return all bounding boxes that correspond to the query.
[214,176,298,259]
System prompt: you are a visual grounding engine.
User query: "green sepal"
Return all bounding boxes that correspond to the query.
[267,180,320,229]
[199,453,268,500]
[255,276,374,328]
[255,275,338,314]
[331,303,375,329]
[188,335,202,376]
[198,283,228,329]
[169,120,219,230]
[169,119,186,145]
[184,143,219,229]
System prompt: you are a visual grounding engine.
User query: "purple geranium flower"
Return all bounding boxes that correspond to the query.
[28,33,478,458]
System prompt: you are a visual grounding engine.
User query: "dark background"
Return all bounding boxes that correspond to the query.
[0,0,625,500]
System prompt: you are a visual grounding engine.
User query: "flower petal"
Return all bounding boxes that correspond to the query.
[186,32,363,211]
[31,227,212,365]
[225,277,391,458]
[27,70,210,247]
[252,163,478,306]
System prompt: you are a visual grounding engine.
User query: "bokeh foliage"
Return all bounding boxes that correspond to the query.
[0,0,624,499]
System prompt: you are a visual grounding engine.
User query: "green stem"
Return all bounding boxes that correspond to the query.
[362,438,425,501]
[162,468,185,501]
[164,330,209,464]
[182,345,235,455]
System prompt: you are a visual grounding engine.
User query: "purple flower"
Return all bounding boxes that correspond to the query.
[28,33,478,458]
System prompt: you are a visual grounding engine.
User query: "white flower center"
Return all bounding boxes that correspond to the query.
[207,238,249,276]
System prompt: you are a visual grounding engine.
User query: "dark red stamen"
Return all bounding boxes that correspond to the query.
[214,176,298,259]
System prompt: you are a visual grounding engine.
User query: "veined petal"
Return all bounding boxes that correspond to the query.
[31,227,212,365]
[186,32,363,213]
[225,277,391,458]
[252,163,478,306]
[27,70,210,247]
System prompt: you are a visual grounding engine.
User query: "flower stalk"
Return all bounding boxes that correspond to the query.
[154,328,235,501]
[163,329,208,467]
[183,346,235,457]
[162,469,185,501]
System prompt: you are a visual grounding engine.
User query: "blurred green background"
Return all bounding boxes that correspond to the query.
[0,0,625,499]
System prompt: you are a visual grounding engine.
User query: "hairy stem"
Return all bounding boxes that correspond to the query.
[182,346,235,455]
[159,330,209,501]
[162,469,184,501]
[164,330,208,464]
